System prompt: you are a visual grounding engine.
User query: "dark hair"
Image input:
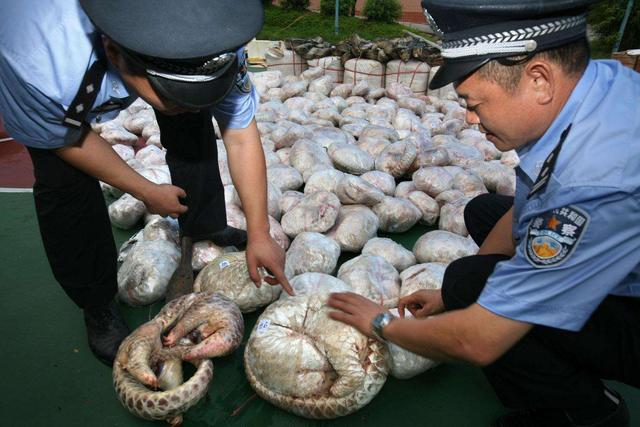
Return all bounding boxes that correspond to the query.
[477,37,591,92]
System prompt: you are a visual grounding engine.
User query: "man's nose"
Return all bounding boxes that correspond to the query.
[466,110,480,125]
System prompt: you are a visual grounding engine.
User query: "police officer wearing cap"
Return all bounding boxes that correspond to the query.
[0,0,292,366]
[328,1,640,425]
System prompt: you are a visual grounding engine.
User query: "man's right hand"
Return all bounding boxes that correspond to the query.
[398,289,445,318]
[140,183,188,218]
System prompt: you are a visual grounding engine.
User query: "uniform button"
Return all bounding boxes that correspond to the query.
[96,115,102,123]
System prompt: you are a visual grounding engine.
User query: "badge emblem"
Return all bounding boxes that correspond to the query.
[525,205,589,268]
[235,57,252,94]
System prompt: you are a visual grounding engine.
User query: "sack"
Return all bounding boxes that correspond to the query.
[385,60,430,95]
[344,59,385,89]
[307,56,344,83]
[266,47,308,77]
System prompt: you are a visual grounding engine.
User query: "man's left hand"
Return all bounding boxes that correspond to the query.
[327,292,386,339]
[246,231,294,296]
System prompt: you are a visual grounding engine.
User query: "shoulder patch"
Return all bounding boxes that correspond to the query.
[525,205,589,268]
[234,56,252,94]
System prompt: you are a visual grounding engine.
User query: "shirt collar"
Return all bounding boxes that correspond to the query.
[516,60,598,183]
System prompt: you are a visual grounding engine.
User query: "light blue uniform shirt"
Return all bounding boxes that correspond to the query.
[478,60,640,332]
[0,0,258,149]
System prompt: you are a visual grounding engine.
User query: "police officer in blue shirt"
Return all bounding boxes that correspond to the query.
[327,1,640,426]
[0,0,292,366]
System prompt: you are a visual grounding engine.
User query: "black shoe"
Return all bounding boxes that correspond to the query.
[83,300,130,367]
[566,389,630,427]
[494,391,629,427]
[493,408,571,427]
[207,226,247,248]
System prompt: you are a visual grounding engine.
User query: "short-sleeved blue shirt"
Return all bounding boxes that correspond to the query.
[477,60,640,332]
[0,0,258,149]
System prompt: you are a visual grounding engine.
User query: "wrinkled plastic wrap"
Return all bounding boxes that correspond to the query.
[338,254,400,308]
[360,125,399,143]
[360,171,396,196]
[273,123,314,150]
[399,263,447,297]
[328,143,374,175]
[268,164,304,192]
[375,140,417,178]
[226,204,247,230]
[413,230,479,264]
[109,193,146,229]
[304,169,345,195]
[290,139,333,179]
[439,199,470,237]
[117,240,180,306]
[372,196,421,233]
[386,309,438,379]
[325,205,379,252]
[330,83,354,98]
[244,294,389,419]
[112,144,135,162]
[411,145,450,171]
[362,237,416,272]
[285,232,341,278]
[279,273,351,300]
[135,145,166,168]
[441,142,483,168]
[280,190,305,214]
[336,175,385,206]
[452,170,487,196]
[101,127,138,145]
[397,97,428,116]
[467,162,515,196]
[191,241,234,271]
[394,181,417,198]
[194,252,280,312]
[500,150,520,168]
[406,191,440,225]
[435,189,466,207]
[356,137,390,159]
[308,75,336,97]
[412,167,454,197]
[386,83,414,100]
[268,215,290,251]
[281,191,341,237]
[312,127,353,150]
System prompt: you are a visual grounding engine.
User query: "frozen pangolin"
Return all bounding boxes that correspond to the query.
[245,294,389,419]
[113,292,244,426]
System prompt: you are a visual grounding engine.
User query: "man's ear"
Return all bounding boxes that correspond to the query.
[523,60,554,105]
[101,36,126,71]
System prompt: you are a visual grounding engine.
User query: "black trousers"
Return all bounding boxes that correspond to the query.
[154,109,227,240]
[441,193,640,410]
[28,110,225,308]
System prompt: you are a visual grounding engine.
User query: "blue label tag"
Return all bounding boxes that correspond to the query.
[525,205,589,268]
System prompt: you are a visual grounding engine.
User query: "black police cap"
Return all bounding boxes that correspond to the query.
[422,0,599,90]
[81,0,264,109]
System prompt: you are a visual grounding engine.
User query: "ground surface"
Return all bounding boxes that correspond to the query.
[1,186,639,426]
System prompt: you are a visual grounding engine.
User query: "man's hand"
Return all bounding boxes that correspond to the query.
[140,183,188,218]
[327,292,387,339]
[397,289,445,319]
[246,231,294,296]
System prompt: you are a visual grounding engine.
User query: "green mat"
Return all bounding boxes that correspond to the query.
[0,192,638,427]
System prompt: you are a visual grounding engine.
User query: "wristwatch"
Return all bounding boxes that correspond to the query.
[371,311,396,341]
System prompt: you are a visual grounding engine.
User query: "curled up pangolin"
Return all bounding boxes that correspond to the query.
[113,292,244,426]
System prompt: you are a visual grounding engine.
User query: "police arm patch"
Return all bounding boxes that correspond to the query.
[234,55,252,94]
[525,205,589,268]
